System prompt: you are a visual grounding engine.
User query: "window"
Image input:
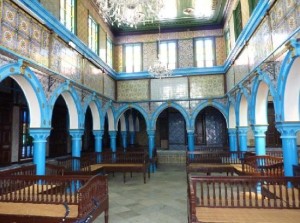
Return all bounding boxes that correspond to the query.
[107,38,113,67]
[159,41,177,69]
[225,30,231,56]
[195,38,215,67]
[233,2,242,40]
[60,0,76,33]
[88,15,99,54]
[20,108,33,160]
[248,0,259,15]
[124,43,142,72]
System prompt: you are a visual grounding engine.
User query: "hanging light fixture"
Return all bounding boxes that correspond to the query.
[148,24,172,79]
[96,0,164,28]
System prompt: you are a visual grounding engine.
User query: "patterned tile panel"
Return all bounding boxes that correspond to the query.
[234,45,250,83]
[84,60,104,93]
[40,0,60,19]
[216,37,226,66]
[143,42,156,71]
[117,79,149,101]
[226,66,235,92]
[178,39,193,68]
[190,75,224,98]
[168,113,186,149]
[77,0,88,45]
[150,77,188,100]
[114,45,123,72]
[104,75,115,100]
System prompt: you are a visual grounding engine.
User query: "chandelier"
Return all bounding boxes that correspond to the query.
[148,25,172,79]
[96,0,164,28]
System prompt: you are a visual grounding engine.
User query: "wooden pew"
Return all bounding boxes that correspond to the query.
[188,175,300,223]
[0,174,109,223]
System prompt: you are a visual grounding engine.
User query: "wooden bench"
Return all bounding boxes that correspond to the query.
[188,175,300,223]
[0,174,109,223]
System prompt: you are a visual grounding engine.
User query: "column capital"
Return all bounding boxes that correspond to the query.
[109,131,117,137]
[29,128,51,141]
[237,126,249,135]
[251,125,268,136]
[187,129,195,134]
[69,129,84,139]
[228,128,237,135]
[120,131,127,136]
[93,130,104,137]
[147,130,155,137]
[276,121,300,137]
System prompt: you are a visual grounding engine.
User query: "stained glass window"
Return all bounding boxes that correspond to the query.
[195,38,216,67]
[159,41,177,69]
[60,0,76,33]
[107,38,113,68]
[124,43,142,72]
[233,2,242,40]
[88,15,99,54]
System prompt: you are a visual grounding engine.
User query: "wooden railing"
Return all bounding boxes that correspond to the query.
[0,164,65,176]
[188,175,300,222]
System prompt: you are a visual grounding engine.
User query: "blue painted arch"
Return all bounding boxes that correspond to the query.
[82,94,103,131]
[150,102,191,130]
[277,49,300,122]
[101,102,116,131]
[115,104,149,131]
[236,90,250,127]
[0,62,48,128]
[48,82,83,129]
[191,100,228,130]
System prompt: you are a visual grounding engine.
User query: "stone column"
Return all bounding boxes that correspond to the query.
[187,130,195,152]
[147,130,156,172]
[238,126,248,152]
[121,131,128,151]
[109,131,117,152]
[228,128,238,152]
[252,125,268,155]
[69,129,84,171]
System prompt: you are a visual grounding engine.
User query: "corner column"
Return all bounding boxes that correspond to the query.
[252,125,268,155]
[109,131,117,152]
[30,128,51,175]
[276,122,300,176]
[69,129,84,171]
[238,126,248,152]
[147,130,156,172]
[228,128,238,152]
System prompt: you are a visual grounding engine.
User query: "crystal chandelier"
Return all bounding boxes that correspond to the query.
[148,25,172,79]
[96,0,164,28]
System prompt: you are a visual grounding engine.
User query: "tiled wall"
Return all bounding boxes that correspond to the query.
[168,113,186,150]
[83,60,104,93]
[190,75,224,98]
[225,0,300,92]
[117,80,149,101]
[114,29,226,71]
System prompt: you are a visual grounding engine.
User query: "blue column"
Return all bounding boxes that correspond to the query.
[252,125,268,155]
[147,130,156,172]
[30,128,51,175]
[109,131,117,152]
[238,127,248,152]
[187,130,195,152]
[129,131,135,145]
[93,130,104,153]
[69,129,84,171]
[228,128,238,152]
[276,122,300,177]
[121,131,128,151]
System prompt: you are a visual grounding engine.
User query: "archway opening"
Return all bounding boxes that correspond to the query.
[49,95,70,157]
[195,106,228,149]
[82,107,94,153]
[0,77,31,164]
[156,107,186,150]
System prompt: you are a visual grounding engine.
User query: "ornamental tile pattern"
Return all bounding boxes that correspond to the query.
[117,80,149,101]
[114,45,123,72]
[190,75,224,98]
[216,37,226,66]
[104,75,115,100]
[178,39,193,68]
[143,42,156,71]
[226,67,235,92]
[234,46,250,84]
[84,60,104,94]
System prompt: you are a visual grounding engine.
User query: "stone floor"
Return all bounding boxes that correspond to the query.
[95,164,188,223]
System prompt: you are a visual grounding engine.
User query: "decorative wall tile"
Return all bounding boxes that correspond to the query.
[117,79,149,101]
[190,75,224,98]
[216,37,226,66]
[143,42,156,71]
[178,39,193,68]
[104,75,115,100]
[234,45,250,83]
[84,60,104,93]
[76,0,88,45]
[150,77,188,100]
[168,113,186,150]
[226,67,235,92]
[114,45,122,72]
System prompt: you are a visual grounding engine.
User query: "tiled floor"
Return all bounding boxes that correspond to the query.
[95,164,188,223]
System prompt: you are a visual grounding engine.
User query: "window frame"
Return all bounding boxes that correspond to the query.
[60,0,76,34]
[88,15,99,55]
[123,43,142,72]
[158,40,178,69]
[194,37,216,68]
[107,37,113,68]
[233,1,242,40]
[248,0,259,16]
